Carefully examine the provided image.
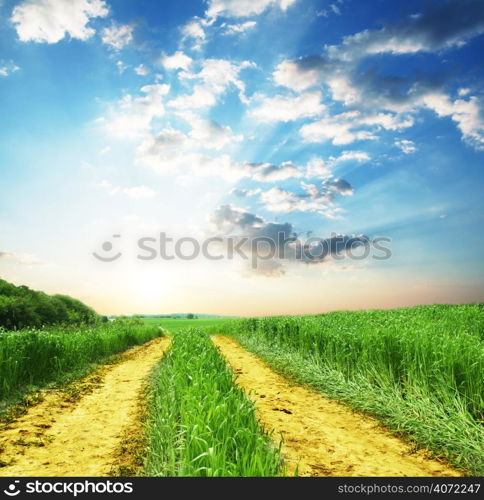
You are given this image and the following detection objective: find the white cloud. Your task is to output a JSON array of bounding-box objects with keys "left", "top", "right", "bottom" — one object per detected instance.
[
  {"left": 168, "top": 59, "right": 254, "bottom": 110},
  {"left": 183, "top": 18, "right": 206, "bottom": 39},
  {"left": 306, "top": 157, "right": 332, "bottom": 178},
  {"left": 331, "top": 3, "right": 342, "bottom": 15},
  {"left": 135, "top": 111, "right": 242, "bottom": 159},
  {"left": 300, "top": 110, "right": 413, "bottom": 145},
  {"left": 101, "top": 23, "right": 133, "bottom": 50},
  {"left": 306, "top": 151, "right": 370, "bottom": 178},
  {"left": 270, "top": 2, "right": 484, "bottom": 150},
  {"left": 317, "top": 2, "right": 344, "bottom": 18},
  {"left": 103, "top": 83, "right": 170, "bottom": 139},
  {"left": 137, "top": 143, "right": 224, "bottom": 180},
  {"left": 357, "top": 113, "right": 415, "bottom": 131},
  {"left": 250, "top": 91, "right": 325, "bottom": 122},
  {"left": 230, "top": 187, "right": 261, "bottom": 197},
  {"left": 257, "top": 174, "right": 354, "bottom": 217},
  {"left": 190, "top": 155, "right": 250, "bottom": 181},
  {"left": 136, "top": 128, "right": 304, "bottom": 183},
  {"left": 0, "top": 60, "right": 20, "bottom": 77},
  {"left": 222, "top": 21, "right": 257, "bottom": 35},
  {"left": 328, "top": 29, "right": 426, "bottom": 63},
  {"left": 161, "top": 51, "right": 193, "bottom": 71},
  {"left": 273, "top": 58, "right": 327, "bottom": 92},
  {"left": 260, "top": 187, "right": 301, "bottom": 212},
  {"left": 325, "top": 75, "right": 361, "bottom": 106},
  {"left": 206, "top": 0, "right": 297, "bottom": 19},
  {"left": 187, "top": 115, "right": 243, "bottom": 150},
  {"left": 300, "top": 112, "right": 376, "bottom": 145},
  {"left": 134, "top": 64, "right": 149, "bottom": 76},
  {"left": 168, "top": 86, "right": 217, "bottom": 110},
  {"left": 395, "top": 139, "right": 417, "bottom": 154},
  {"left": 116, "top": 60, "right": 128, "bottom": 73},
  {"left": 138, "top": 146, "right": 254, "bottom": 183},
  {"left": 11, "top": 0, "right": 109, "bottom": 43},
  {"left": 332, "top": 151, "right": 371, "bottom": 164},
  {"left": 273, "top": 55, "right": 413, "bottom": 111},
  {"left": 248, "top": 162, "right": 302, "bottom": 182},
  {"left": 422, "top": 93, "right": 484, "bottom": 151},
  {"left": 259, "top": 184, "right": 345, "bottom": 218},
  {"left": 135, "top": 129, "right": 193, "bottom": 174},
  {"left": 181, "top": 17, "right": 208, "bottom": 50}
]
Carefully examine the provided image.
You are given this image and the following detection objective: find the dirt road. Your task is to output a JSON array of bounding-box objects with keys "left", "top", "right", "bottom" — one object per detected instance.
[
  {"left": 212, "top": 336, "right": 460, "bottom": 477},
  {"left": 0, "top": 337, "right": 170, "bottom": 477}
]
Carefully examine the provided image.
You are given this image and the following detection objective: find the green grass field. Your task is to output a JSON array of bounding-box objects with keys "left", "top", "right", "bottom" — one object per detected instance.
[
  {"left": 211, "top": 304, "right": 484, "bottom": 475},
  {"left": 0, "top": 319, "right": 161, "bottom": 405},
  {"left": 142, "top": 317, "right": 234, "bottom": 332},
  {"left": 1, "top": 303, "right": 482, "bottom": 476}
]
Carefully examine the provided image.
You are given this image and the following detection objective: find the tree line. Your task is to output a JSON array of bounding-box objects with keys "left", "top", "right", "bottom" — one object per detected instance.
[{"left": 0, "top": 278, "right": 100, "bottom": 330}]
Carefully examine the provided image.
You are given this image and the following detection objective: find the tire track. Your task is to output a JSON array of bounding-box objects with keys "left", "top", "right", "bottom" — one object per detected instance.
[
  {"left": 0, "top": 337, "right": 171, "bottom": 477},
  {"left": 212, "top": 335, "right": 461, "bottom": 477}
]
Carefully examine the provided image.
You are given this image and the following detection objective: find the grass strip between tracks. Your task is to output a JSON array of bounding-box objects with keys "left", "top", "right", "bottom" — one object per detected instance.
[{"left": 144, "top": 329, "right": 282, "bottom": 477}]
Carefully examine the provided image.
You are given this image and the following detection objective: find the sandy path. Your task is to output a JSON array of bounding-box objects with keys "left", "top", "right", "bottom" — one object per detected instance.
[
  {"left": 0, "top": 337, "right": 171, "bottom": 477},
  {"left": 212, "top": 336, "right": 461, "bottom": 477}
]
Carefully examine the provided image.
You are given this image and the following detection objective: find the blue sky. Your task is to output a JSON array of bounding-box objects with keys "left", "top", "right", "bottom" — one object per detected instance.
[{"left": 0, "top": 0, "right": 483, "bottom": 315}]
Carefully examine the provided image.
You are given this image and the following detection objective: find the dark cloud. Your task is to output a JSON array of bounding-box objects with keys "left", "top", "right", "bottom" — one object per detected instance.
[
  {"left": 211, "top": 204, "right": 265, "bottom": 230},
  {"left": 277, "top": 0, "right": 484, "bottom": 112},
  {"left": 333, "top": 0, "right": 484, "bottom": 59},
  {"left": 390, "top": 0, "right": 484, "bottom": 51},
  {"left": 351, "top": 65, "right": 448, "bottom": 109},
  {"left": 323, "top": 178, "right": 354, "bottom": 196},
  {"left": 210, "top": 205, "right": 371, "bottom": 276},
  {"left": 245, "top": 161, "right": 302, "bottom": 181},
  {"left": 292, "top": 55, "right": 333, "bottom": 72},
  {"left": 300, "top": 235, "right": 370, "bottom": 264}
]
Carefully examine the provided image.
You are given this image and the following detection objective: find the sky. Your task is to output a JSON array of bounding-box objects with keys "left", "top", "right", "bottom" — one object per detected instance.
[{"left": 0, "top": 0, "right": 483, "bottom": 316}]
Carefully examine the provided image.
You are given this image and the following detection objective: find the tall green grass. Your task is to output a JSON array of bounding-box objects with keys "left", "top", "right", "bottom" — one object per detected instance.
[
  {"left": 216, "top": 304, "right": 484, "bottom": 475},
  {"left": 144, "top": 329, "right": 282, "bottom": 477},
  {"left": 0, "top": 320, "right": 161, "bottom": 402}
]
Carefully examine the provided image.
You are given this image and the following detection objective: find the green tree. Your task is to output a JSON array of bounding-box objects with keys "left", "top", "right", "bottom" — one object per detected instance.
[{"left": 0, "top": 278, "right": 100, "bottom": 330}]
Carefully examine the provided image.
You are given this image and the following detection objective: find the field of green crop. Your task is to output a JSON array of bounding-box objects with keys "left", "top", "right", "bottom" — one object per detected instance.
[
  {"left": 215, "top": 304, "right": 484, "bottom": 475},
  {"left": 0, "top": 319, "right": 161, "bottom": 404},
  {"left": 142, "top": 317, "right": 233, "bottom": 331},
  {"left": 0, "top": 301, "right": 482, "bottom": 477},
  {"left": 144, "top": 329, "right": 282, "bottom": 477}
]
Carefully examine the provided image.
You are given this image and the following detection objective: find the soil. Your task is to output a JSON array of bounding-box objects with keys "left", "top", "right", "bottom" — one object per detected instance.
[
  {"left": 0, "top": 337, "right": 171, "bottom": 477},
  {"left": 212, "top": 335, "right": 461, "bottom": 477}
]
